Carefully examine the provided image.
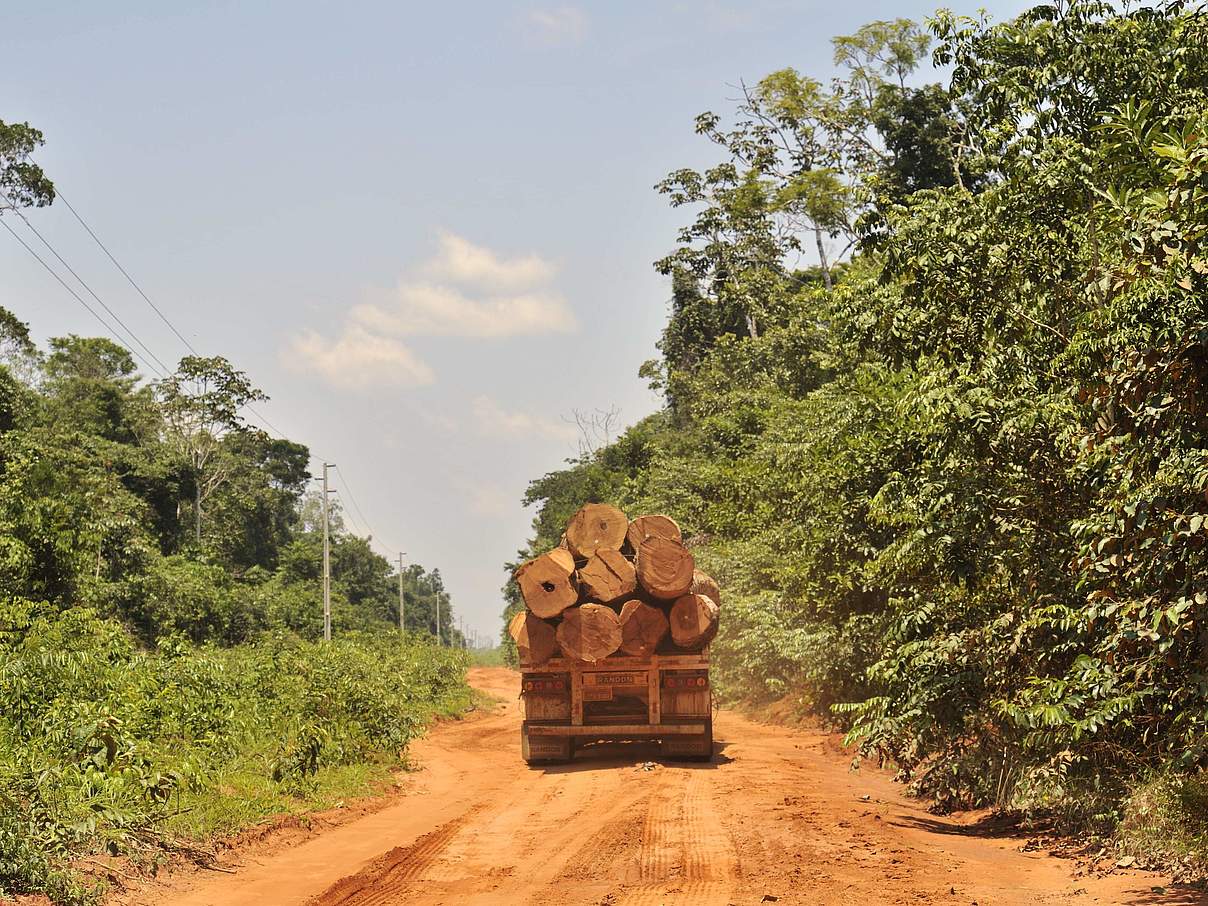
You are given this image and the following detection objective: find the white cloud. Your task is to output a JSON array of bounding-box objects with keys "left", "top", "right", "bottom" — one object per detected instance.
[
  {"left": 352, "top": 282, "right": 575, "bottom": 339},
  {"left": 524, "top": 6, "right": 588, "bottom": 46},
  {"left": 285, "top": 327, "right": 435, "bottom": 390},
  {"left": 471, "top": 394, "right": 578, "bottom": 442},
  {"left": 423, "top": 230, "right": 554, "bottom": 291},
  {"left": 286, "top": 230, "right": 575, "bottom": 392}
]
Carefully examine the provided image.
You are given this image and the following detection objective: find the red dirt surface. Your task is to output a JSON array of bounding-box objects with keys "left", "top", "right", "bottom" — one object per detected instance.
[{"left": 126, "top": 667, "right": 1206, "bottom": 906}]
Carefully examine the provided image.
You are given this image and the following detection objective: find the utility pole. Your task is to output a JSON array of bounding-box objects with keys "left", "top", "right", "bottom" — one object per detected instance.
[
  {"left": 321, "top": 462, "right": 335, "bottom": 643},
  {"left": 403, "top": 550, "right": 413, "bottom": 632}
]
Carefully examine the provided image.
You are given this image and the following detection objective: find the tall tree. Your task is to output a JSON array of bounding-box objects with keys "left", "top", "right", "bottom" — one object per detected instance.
[
  {"left": 0, "top": 120, "right": 54, "bottom": 211},
  {"left": 156, "top": 356, "right": 267, "bottom": 543}
]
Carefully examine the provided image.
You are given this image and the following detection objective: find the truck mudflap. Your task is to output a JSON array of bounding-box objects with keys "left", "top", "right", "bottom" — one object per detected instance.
[
  {"left": 659, "top": 718, "right": 714, "bottom": 761},
  {"left": 520, "top": 724, "right": 573, "bottom": 763}
]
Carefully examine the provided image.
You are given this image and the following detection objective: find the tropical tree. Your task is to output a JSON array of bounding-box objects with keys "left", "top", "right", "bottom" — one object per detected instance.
[{"left": 156, "top": 356, "right": 267, "bottom": 543}]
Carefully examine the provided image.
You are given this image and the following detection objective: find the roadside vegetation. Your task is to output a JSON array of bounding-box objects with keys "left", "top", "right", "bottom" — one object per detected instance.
[
  {"left": 1, "top": 611, "right": 468, "bottom": 904},
  {"left": 504, "top": 0, "right": 1208, "bottom": 871},
  {"left": 0, "top": 124, "right": 470, "bottom": 902}
]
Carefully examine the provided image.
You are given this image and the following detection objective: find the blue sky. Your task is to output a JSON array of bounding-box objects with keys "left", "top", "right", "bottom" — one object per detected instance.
[{"left": 3, "top": 0, "right": 1029, "bottom": 639}]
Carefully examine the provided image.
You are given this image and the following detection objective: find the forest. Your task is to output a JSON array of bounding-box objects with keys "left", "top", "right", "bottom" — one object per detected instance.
[
  {"left": 504, "top": 0, "right": 1208, "bottom": 869},
  {"left": 0, "top": 123, "right": 468, "bottom": 903}
]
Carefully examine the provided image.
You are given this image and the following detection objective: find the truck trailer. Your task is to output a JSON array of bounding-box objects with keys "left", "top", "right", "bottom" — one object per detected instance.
[{"left": 519, "top": 650, "right": 712, "bottom": 763}]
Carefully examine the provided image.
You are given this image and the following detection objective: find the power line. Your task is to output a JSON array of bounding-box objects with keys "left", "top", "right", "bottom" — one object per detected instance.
[
  {"left": 0, "top": 216, "right": 163, "bottom": 377},
  {"left": 243, "top": 403, "right": 295, "bottom": 442},
  {"left": 0, "top": 190, "right": 171, "bottom": 376},
  {"left": 329, "top": 489, "right": 363, "bottom": 535},
  {"left": 334, "top": 465, "right": 401, "bottom": 558},
  {"left": 54, "top": 189, "right": 200, "bottom": 357}
]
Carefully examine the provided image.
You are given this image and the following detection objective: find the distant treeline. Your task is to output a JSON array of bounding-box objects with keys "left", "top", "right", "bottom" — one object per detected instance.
[{"left": 0, "top": 261, "right": 459, "bottom": 644}]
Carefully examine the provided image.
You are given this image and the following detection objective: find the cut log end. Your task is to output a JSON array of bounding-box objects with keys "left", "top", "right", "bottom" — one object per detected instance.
[
  {"left": 548, "top": 547, "right": 575, "bottom": 574},
  {"left": 626, "top": 514, "right": 682, "bottom": 552},
  {"left": 690, "top": 570, "right": 722, "bottom": 607},
  {"left": 618, "top": 599, "right": 669, "bottom": 657},
  {"left": 669, "top": 594, "right": 720, "bottom": 650},
  {"left": 635, "top": 536, "right": 695, "bottom": 601},
  {"left": 508, "top": 611, "right": 558, "bottom": 666},
  {"left": 565, "top": 503, "right": 629, "bottom": 559},
  {"left": 577, "top": 549, "right": 638, "bottom": 603},
  {"left": 555, "top": 602, "right": 622, "bottom": 663},
  {"left": 514, "top": 551, "right": 578, "bottom": 619}
]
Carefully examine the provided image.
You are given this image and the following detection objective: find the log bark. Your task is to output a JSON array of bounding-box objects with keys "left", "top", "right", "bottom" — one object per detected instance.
[
  {"left": 618, "top": 599, "right": 669, "bottom": 657},
  {"left": 508, "top": 610, "right": 557, "bottom": 665},
  {"left": 577, "top": 549, "right": 637, "bottom": 603},
  {"left": 690, "top": 570, "right": 722, "bottom": 607},
  {"left": 514, "top": 551, "right": 578, "bottom": 619},
  {"left": 669, "top": 594, "right": 720, "bottom": 650},
  {"left": 635, "top": 537, "right": 695, "bottom": 600},
  {"left": 555, "top": 602, "right": 622, "bottom": 663},
  {"left": 626, "top": 514, "right": 682, "bottom": 552},
  {"left": 565, "top": 503, "right": 628, "bottom": 559}
]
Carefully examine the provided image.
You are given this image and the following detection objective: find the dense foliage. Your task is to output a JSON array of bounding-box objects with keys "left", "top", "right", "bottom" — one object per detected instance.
[
  {"left": 0, "top": 311, "right": 460, "bottom": 646},
  {"left": 505, "top": 0, "right": 1208, "bottom": 849}
]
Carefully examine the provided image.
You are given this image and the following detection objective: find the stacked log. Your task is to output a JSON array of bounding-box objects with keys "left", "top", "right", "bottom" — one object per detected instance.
[{"left": 509, "top": 504, "right": 722, "bottom": 666}]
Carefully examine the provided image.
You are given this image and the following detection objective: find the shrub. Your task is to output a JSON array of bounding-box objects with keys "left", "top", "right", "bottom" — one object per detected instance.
[{"left": 0, "top": 605, "right": 469, "bottom": 902}]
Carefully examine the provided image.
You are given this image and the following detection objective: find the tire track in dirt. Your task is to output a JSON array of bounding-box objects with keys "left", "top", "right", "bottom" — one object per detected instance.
[
  {"left": 614, "top": 768, "right": 736, "bottom": 906},
  {"left": 307, "top": 811, "right": 478, "bottom": 906}
]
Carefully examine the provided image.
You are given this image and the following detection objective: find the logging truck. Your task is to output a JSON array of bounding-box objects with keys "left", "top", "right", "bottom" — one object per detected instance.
[
  {"left": 519, "top": 649, "right": 713, "bottom": 764},
  {"left": 511, "top": 504, "right": 720, "bottom": 764}
]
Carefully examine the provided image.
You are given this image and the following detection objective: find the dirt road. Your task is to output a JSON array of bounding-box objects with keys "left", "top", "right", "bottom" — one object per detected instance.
[{"left": 145, "top": 667, "right": 1203, "bottom": 906}]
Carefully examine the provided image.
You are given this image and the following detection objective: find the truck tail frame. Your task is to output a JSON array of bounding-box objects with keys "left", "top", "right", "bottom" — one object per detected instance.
[{"left": 519, "top": 652, "right": 713, "bottom": 764}]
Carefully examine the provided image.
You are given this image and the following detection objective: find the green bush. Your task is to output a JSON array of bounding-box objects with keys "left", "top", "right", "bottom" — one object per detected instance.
[
  {"left": 1118, "top": 771, "right": 1208, "bottom": 877},
  {"left": 0, "top": 603, "right": 469, "bottom": 903}
]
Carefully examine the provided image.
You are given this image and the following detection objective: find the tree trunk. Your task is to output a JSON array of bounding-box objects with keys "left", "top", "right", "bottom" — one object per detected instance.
[
  {"left": 618, "top": 599, "right": 669, "bottom": 657},
  {"left": 577, "top": 549, "right": 637, "bottom": 603},
  {"left": 565, "top": 503, "right": 629, "bottom": 559},
  {"left": 626, "top": 514, "right": 682, "bottom": 553},
  {"left": 509, "top": 610, "right": 558, "bottom": 666},
  {"left": 635, "top": 536, "right": 695, "bottom": 601},
  {"left": 669, "top": 594, "right": 720, "bottom": 650},
  {"left": 555, "top": 603, "right": 622, "bottom": 663},
  {"left": 744, "top": 308, "right": 760, "bottom": 340},
  {"left": 195, "top": 484, "right": 202, "bottom": 543},
  {"left": 515, "top": 551, "right": 578, "bottom": 618},
  {"left": 815, "top": 226, "right": 833, "bottom": 291},
  {"left": 690, "top": 570, "right": 721, "bottom": 607}
]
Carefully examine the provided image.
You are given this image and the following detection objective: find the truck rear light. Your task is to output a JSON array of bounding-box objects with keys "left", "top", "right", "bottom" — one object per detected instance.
[
  {"left": 522, "top": 676, "right": 567, "bottom": 694},
  {"left": 696, "top": 677, "right": 706, "bottom": 687}
]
